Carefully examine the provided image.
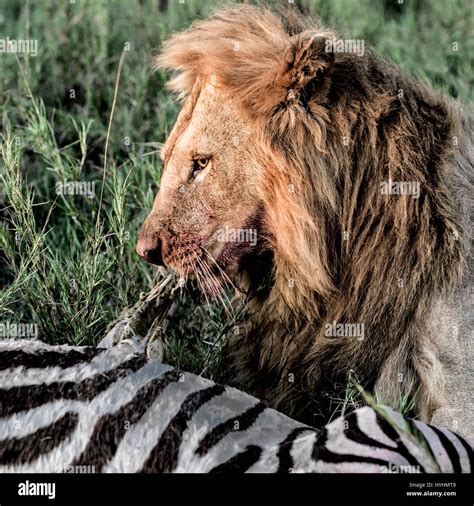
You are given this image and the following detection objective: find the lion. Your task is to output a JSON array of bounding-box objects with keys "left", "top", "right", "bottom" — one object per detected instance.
[{"left": 137, "top": 6, "right": 473, "bottom": 435}]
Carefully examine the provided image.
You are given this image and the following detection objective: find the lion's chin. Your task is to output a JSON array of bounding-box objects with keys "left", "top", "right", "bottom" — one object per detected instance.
[
  {"left": 163, "top": 256, "right": 234, "bottom": 294},
  {"left": 163, "top": 238, "right": 259, "bottom": 297}
]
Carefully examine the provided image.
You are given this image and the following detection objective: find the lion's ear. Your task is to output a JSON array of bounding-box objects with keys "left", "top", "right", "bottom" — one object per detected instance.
[{"left": 282, "top": 31, "right": 334, "bottom": 105}]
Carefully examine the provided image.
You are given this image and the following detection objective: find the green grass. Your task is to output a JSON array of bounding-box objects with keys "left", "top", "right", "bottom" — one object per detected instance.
[{"left": 0, "top": 0, "right": 472, "bottom": 418}]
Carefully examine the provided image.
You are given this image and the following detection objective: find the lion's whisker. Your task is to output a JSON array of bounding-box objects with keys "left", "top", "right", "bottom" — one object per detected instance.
[
  {"left": 197, "top": 254, "right": 234, "bottom": 316},
  {"left": 194, "top": 256, "right": 213, "bottom": 309},
  {"left": 196, "top": 254, "right": 234, "bottom": 317},
  {"left": 201, "top": 245, "right": 239, "bottom": 293},
  {"left": 196, "top": 255, "right": 222, "bottom": 302}
]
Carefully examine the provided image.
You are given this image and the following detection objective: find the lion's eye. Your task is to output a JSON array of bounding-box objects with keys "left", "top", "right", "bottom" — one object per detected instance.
[{"left": 191, "top": 158, "right": 210, "bottom": 178}]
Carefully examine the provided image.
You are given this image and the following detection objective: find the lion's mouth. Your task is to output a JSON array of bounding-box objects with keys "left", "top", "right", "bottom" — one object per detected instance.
[
  {"left": 160, "top": 212, "right": 265, "bottom": 296},
  {"left": 162, "top": 236, "right": 258, "bottom": 297}
]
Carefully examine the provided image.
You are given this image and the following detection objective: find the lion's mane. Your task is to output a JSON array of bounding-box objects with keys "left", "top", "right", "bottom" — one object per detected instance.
[{"left": 156, "top": 6, "right": 472, "bottom": 424}]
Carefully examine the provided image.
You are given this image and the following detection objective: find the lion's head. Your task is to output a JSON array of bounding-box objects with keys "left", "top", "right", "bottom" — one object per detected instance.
[
  {"left": 137, "top": 6, "right": 468, "bottom": 423},
  {"left": 137, "top": 76, "right": 263, "bottom": 290},
  {"left": 137, "top": 7, "right": 337, "bottom": 298}
]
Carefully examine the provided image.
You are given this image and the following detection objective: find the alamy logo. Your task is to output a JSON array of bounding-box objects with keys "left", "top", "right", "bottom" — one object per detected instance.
[
  {"left": 215, "top": 227, "right": 257, "bottom": 246},
  {"left": 380, "top": 180, "right": 420, "bottom": 199},
  {"left": 381, "top": 462, "right": 421, "bottom": 473},
  {"left": 61, "top": 464, "right": 96, "bottom": 474},
  {"left": 18, "top": 481, "right": 55, "bottom": 500},
  {"left": 56, "top": 181, "right": 96, "bottom": 199},
  {"left": 324, "top": 320, "right": 365, "bottom": 340},
  {"left": 325, "top": 38, "right": 365, "bottom": 57},
  {"left": 0, "top": 37, "right": 38, "bottom": 56},
  {"left": 0, "top": 321, "right": 38, "bottom": 338}
]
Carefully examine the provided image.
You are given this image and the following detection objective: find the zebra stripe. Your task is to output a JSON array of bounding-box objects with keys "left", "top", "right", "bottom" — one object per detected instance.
[
  {"left": 195, "top": 401, "right": 267, "bottom": 456},
  {"left": 140, "top": 384, "right": 226, "bottom": 472},
  {"left": 71, "top": 369, "right": 182, "bottom": 471},
  {"left": 428, "top": 425, "right": 463, "bottom": 473},
  {"left": 375, "top": 414, "right": 427, "bottom": 472},
  {"left": 0, "top": 412, "right": 78, "bottom": 465},
  {"left": 102, "top": 369, "right": 219, "bottom": 473},
  {"left": 0, "top": 342, "right": 143, "bottom": 388},
  {"left": 209, "top": 445, "right": 263, "bottom": 473},
  {"left": 312, "top": 411, "right": 411, "bottom": 473},
  {"left": 0, "top": 347, "right": 105, "bottom": 372},
  {"left": 0, "top": 355, "right": 147, "bottom": 418},
  {"left": 452, "top": 432, "right": 474, "bottom": 472},
  {"left": 276, "top": 427, "right": 314, "bottom": 473},
  {"left": 0, "top": 338, "right": 471, "bottom": 474}
]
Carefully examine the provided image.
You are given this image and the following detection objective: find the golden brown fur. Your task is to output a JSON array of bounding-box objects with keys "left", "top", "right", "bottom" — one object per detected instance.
[{"left": 139, "top": 6, "right": 473, "bottom": 427}]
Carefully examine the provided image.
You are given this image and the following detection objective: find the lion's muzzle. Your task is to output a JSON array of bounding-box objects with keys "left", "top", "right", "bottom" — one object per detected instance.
[{"left": 136, "top": 231, "right": 165, "bottom": 266}]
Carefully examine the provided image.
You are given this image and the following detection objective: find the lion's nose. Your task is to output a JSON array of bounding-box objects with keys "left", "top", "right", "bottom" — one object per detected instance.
[{"left": 136, "top": 238, "right": 165, "bottom": 266}]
